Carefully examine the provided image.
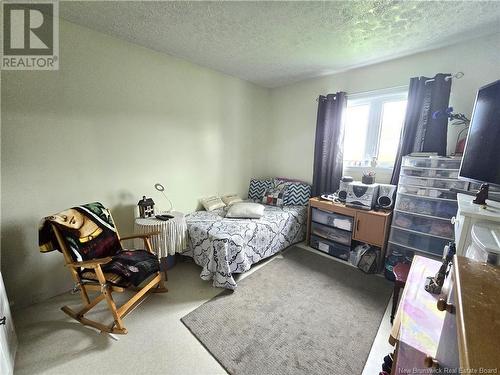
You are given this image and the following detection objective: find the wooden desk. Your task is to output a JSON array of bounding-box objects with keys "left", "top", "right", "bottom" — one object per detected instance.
[{"left": 307, "top": 197, "right": 392, "bottom": 261}]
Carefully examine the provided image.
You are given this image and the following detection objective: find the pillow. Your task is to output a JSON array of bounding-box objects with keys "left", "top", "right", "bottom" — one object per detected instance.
[
  {"left": 225, "top": 202, "right": 265, "bottom": 219},
  {"left": 200, "top": 196, "right": 226, "bottom": 211},
  {"left": 248, "top": 178, "right": 273, "bottom": 202},
  {"left": 262, "top": 180, "right": 288, "bottom": 207},
  {"left": 275, "top": 178, "right": 312, "bottom": 206},
  {"left": 221, "top": 194, "right": 243, "bottom": 206}
]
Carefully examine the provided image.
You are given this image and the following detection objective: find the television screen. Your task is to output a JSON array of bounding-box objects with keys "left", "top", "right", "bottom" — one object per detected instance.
[{"left": 459, "top": 80, "right": 500, "bottom": 187}]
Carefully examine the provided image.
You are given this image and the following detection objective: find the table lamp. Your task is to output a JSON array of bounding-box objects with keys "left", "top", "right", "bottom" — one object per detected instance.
[{"left": 154, "top": 183, "right": 173, "bottom": 213}]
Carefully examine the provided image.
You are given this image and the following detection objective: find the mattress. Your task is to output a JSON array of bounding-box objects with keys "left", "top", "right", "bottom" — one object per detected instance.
[{"left": 183, "top": 204, "right": 307, "bottom": 289}]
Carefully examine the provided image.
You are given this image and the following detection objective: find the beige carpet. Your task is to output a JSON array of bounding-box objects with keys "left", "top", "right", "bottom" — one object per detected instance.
[
  {"left": 182, "top": 247, "right": 392, "bottom": 375},
  {"left": 13, "top": 261, "right": 225, "bottom": 375},
  {"left": 12, "top": 247, "right": 392, "bottom": 375}
]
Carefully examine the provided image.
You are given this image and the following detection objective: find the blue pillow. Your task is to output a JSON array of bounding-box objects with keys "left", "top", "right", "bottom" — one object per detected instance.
[
  {"left": 248, "top": 178, "right": 273, "bottom": 202},
  {"left": 281, "top": 181, "right": 311, "bottom": 206}
]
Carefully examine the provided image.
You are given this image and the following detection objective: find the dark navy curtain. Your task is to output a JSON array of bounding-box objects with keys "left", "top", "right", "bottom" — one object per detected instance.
[
  {"left": 312, "top": 92, "right": 347, "bottom": 196},
  {"left": 391, "top": 74, "right": 452, "bottom": 185}
]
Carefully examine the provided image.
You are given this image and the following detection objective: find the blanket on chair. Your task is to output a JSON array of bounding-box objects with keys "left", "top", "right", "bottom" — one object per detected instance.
[
  {"left": 39, "top": 202, "right": 122, "bottom": 260},
  {"left": 39, "top": 202, "right": 159, "bottom": 287}
]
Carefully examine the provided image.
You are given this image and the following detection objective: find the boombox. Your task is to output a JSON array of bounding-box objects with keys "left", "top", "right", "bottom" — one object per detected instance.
[
  {"left": 346, "top": 182, "right": 379, "bottom": 210},
  {"left": 338, "top": 176, "right": 353, "bottom": 202},
  {"left": 376, "top": 184, "right": 397, "bottom": 209}
]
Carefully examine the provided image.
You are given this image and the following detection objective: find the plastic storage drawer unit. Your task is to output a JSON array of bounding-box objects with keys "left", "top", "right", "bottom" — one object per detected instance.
[
  {"left": 386, "top": 155, "right": 461, "bottom": 261},
  {"left": 389, "top": 228, "right": 450, "bottom": 256},
  {"left": 400, "top": 167, "right": 459, "bottom": 179},
  {"left": 311, "top": 208, "right": 353, "bottom": 232},
  {"left": 393, "top": 210, "right": 454, "bottom": 239},
  {"left": 311, "top": 222, "right": 351, "bottom": 246},
  {"left": 399, "top": 176, "right": 468, "bottom": 190},
  {"left": 310, "top": 235, "right": 350, "bottom": 261},
  {"left": 398, "top": 185, "right": 457, "bottom": 200},
  {"left": 396, "top": 195, "right": 458, "bottom": 219},
  {"left": 402, "top": 156, "right": 462, "bottom": 169}
]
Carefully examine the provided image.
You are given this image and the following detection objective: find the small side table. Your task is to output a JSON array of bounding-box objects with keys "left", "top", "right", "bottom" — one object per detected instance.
[
  {"left": 390, "top": 262, "right": 410, "bottom": 324},
  {"left": 134, "top": 211, "right": 188, "bottom": 277}
]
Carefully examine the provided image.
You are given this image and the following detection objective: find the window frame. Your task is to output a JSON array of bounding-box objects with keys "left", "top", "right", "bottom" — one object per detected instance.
[{"left": 345, "top": 87, "right": 408, "bottom": 168}]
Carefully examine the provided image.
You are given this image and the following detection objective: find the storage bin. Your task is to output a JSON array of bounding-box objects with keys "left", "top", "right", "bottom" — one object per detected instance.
[
  {"left": 311, "top": 208, "right": 353, "bottom": 231},
  {"left": 402, "top": 156, "right": 461, "bottom": 169},
  {"left": 398, "top": 185, "right": 457, "bottom": 200},
  {"left": 399, "top": 175, "right": 467, "bottom": 189},
  {"left": 395, "top": 195, "right": 457, "bottom": 219},
  {"left": 309, "top": 235, "right": 350, "bottom": 261},
  {"left": 393, "top": 211, "right": 454, "bottom": 239},
  {"left": 400, "top": 167, "right": 459, "bottom": 179},
  {"left": 389, "top": 228, "right": 450, "bottom": 255},
  {"left": 311, "top": 222, "right": 351, "bottom": 246}
]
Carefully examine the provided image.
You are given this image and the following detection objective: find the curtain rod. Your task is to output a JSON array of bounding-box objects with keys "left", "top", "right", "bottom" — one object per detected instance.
[
  {"left": 315, "top": 84, "right": 408, "bottom": 102},
  {"left": 425, "top": 71, "right": 464, "bottom": 84},
  {"left": 315, "top": 72, "right": 465, "bottom": 101}
]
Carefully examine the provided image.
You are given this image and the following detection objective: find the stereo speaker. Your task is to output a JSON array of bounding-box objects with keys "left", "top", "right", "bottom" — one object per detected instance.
[
  {"left": 377, "top": 184, "right": 397, "bottom": 209},
  {"left": 338, "top": 176, "right": 353, "bottom": 202}
]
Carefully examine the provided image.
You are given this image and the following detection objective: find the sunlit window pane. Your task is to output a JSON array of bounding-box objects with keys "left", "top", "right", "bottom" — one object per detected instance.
[
  {"left": 378, "top": 100, "right": 407, "bottom": 166},
  {"left": 343, "top": 104, "right": 369, "bottom": 162}
]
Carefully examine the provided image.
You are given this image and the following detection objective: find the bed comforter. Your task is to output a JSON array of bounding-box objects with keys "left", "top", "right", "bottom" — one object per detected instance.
[{"left": 183, "top": 205, "right": 307, "bottom": 289}]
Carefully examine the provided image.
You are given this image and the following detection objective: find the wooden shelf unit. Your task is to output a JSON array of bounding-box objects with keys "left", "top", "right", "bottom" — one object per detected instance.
[{"left": 307, "top": 197, "right": 393, "bottom": 265}]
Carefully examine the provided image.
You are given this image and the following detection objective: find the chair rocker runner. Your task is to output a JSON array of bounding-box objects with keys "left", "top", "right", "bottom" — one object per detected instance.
[{"left": 39, "top": 202, "right": 167, "bottom": 335}]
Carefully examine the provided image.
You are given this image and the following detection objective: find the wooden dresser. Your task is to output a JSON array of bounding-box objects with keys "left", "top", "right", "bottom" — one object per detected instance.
[{"left": 390, "top": 255, "right": 500, "bottom": 373}]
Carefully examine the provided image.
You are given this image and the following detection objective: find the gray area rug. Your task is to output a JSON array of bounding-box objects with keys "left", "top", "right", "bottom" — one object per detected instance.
[{"left": 181, "top": 247, "right": 392, "bottom": 375}]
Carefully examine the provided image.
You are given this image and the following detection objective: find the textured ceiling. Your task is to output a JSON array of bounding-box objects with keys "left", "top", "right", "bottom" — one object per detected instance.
[{"left": 60, "top": 1, "right": 500, "bottom": 88}]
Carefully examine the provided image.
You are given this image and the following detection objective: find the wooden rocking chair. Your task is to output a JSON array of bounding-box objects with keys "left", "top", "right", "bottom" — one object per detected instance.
[{"left": 45, "top": 205, "right": 167, "bottom": 335}]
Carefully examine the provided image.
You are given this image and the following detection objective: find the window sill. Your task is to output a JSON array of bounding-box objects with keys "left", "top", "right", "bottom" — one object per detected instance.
[{"left": 343, "top": 165, "right": 394, "bottom": 172}]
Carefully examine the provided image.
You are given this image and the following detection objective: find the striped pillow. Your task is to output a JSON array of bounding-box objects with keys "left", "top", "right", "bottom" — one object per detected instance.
[
  {"left": 275, "top": 178, "right": 311, "bottom": 206},
  {"left": 248, "top": 178, "right": 273, "bottom": 202}
]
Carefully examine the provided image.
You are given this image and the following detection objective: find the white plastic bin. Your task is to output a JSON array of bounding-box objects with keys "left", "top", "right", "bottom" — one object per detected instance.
[{"left": 466, "top": 224, "right": 500, "bottom": 265}]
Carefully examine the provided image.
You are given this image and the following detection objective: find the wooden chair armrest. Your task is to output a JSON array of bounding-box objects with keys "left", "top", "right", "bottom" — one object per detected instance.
[
  {"left": 119, "top": 231, "right": 160, "bottom": 241},
  {"left": 67, "top": 257, "right": 113, "bottom": 269}
]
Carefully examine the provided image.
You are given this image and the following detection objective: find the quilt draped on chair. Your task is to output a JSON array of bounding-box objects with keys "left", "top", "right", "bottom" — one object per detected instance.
[{"left": 39, "top": 202, "right": 159, "bottom": 286}]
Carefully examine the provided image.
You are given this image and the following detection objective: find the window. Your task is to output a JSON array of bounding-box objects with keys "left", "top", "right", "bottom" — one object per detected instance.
[{"left": 343, "top": 89, "right": 407, "bottom": 169}]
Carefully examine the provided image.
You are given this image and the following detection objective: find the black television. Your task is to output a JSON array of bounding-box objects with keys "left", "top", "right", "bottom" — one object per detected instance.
[{"left": 459, "top": 80, "right": 500, "bottom": 189}]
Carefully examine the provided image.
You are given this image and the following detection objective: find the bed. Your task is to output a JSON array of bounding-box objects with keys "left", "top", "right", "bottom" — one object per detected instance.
[{"left": 183, "top": 204, "right": 307, "bottom": 289}]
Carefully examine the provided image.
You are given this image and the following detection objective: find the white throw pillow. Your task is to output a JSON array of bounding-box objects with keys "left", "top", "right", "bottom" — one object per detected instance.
[
  {"left": 200, "top": 196, "right": 226, "bottom": 211},
  {"left": 221, "top": 194, "right": 243, "bottom": 206},
  {"left": 225, "top": 202, "right": 265, "bottom": 219}
]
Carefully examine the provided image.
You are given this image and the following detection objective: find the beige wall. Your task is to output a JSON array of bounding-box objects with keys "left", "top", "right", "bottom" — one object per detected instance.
[
  {"left": 265, "top": 33, "right": 500, "bottom": 184},
  {"left": 1, "top": 20, "right": 270, "bottom": 308}
]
